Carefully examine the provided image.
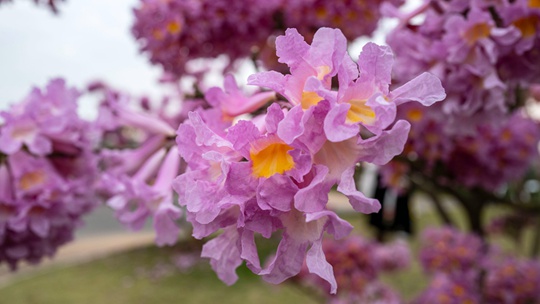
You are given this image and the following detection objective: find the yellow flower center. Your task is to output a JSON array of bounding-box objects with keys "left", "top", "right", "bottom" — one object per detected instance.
[
  {"left": 346, "top": 99, "right": 376, "bottom": 124},
  {"left": 501, "top": 129, "right": 512, "bottom": 141},
  {"left": 166, "top": 21, "right": 182, "bottom": 35},
  {"left": 315, "top": 7, "right": 327, "bottom": 19},
  {"left": 513, "top": 16, "right": 538, "bottom": 38},
  {"left": 316, "top": 65, "right": 331, "bottom": 80},
  {"left": 463, "top": 23, "right": 491, "bottom": 45},
  {"left": 298, "top": 65, "right": 331, "bottom": 110},
  {"left": 250, "top": 142, "right": 295, "bottom": 178},
  {"left": 406, "top": 109, "right": 424, "bottom": 122},
  {"left": 346, "top": 11, "right": 358, "bottom": 20},
  {"left": 529, "top": 0, "right": 540, "bottom": 8},
  {"left": 19, "top": 170, "right": 46, "bottom": 191},
  {"left": 453, "top": 286, "right": 465, "bottom": 297},
  {"left": 301, "top": 91, "right": 324, "bottom": 110}
]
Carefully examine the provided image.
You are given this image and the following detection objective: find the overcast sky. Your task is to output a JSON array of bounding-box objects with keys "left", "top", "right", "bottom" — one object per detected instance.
[{"left": 0, "top": 0, "right": 164, "bottom": 110}]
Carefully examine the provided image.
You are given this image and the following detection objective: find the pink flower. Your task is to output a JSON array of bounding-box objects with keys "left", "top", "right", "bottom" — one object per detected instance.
[
  {"left": 95, "top": 85, "right": 185, "bottom": 246},
  {"left": 416, "top": 273, "right": 480, "bottom": 304},
  {"left": 484, "top": 257, "right": 540, "bottom": 303},
  {"left": 107, "top": 148, "right": 182, "bottom": 246},
  {"left": 419, "top": 227, "right": 484, "bottom": 275},
  {"left": 0, "top": 79, "right": 101, "bottom": 269},
  {"left": 174, "top": 27, "right": 444, "bottom": 293},
  {"left": 0, "top": 79, "right": 81, "bottom": 155}
]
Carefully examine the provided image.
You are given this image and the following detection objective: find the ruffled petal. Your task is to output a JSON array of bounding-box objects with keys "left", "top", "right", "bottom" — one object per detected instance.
[{"left": 390, "top": 72, "right": 446, "bottom": 106}]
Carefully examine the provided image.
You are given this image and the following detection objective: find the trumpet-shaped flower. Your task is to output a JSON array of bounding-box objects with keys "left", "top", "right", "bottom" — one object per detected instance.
[
  {"left": 250, "top": 28, "right": 445, "bottom": 145},
  {"left": 174, "top": 27, "right": 444, "bottom": 293},
  {"left": 0, "top": 79, "right": 81, "bottom": 155},
  {"left": 95, "top": 85, "right": 185, "bottom": 246},
  {"left": 107, "top": 147, "right": 182, "bottom": 246}
]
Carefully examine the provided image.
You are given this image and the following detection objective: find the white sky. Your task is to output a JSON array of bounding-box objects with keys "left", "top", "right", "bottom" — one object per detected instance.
[{"left": 0, "top": 0, "right": 164, "bottom": 110}]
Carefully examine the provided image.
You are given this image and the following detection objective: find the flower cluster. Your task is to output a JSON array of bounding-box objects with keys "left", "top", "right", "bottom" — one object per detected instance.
[
  {"left": 416, "top": 228, "right": 484, "bottom": 303},
  {"left": 258, "top": 0, "right": 404, "bottom": 72},
  {"left": 484, "top": 257, "right": 540, "bottom": 303},
  {"left": 380, "top": 0, "right": 540, "bottom": 192},
  {"left": 445, "top": 112, "right": 540, "bottom": 190},
  {"left": 395, "top": 103, "right": 540, "bottom": 191},
  {"left": 94, "top": 76, "right": 275, "bottom": 247},
  {"left": 0, "top": 79, "right": 101, "bottom": 269},
  {"left": 387, "top": 0, "right": 540, "bottom": 125},
  {"left": 419, "top": 226, "right": 484, "bottom": 275},
  {"left": 132, "top": 0, "right": 280, "bottom": 77},
  {"left": 416, "top": 227, "right": 540, "bottom": 304},
  {"left": 297, "top": 236, "right": 409, "bottom": 303},
  {"left": 397, "top": 103, "right": 454, "bottom": 168},
  {"left": 282, "top": 0, "right": 403, "bottom": 42},
  {"left": 173, "top": 27, "right": 444, "bottom": 292},
  {"left": 416, "top": 273, "right": 480, "bottom": 304},
  {"left": 132, "top": 0, "right": 403, "bottom": 78}
]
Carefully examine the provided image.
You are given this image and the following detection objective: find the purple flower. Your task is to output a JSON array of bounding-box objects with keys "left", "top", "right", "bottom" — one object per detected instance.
[
  {"left": 446, "top": 112, "right": 540, "bottom": 191},
  {"left": 0, "top": 79, "right": 81, "bottom": 155},
  {"left": 249, "top": 28, "right": 348, "bottom": 114},
  {"left": 442, "top": 5, "right": 515, "bottom": 75},
  {"left": 95, "top": 85, "right": 185, "bottom": 246},
  {"left": 250, "top": 27, "right": 444, "bottom": 146},
  {"left": 386, "top": 0, "right": 540, "bottom": 129},
  {"left": 415, "top": 273, "right": 480, "bottom": 304},
  {"left": 0, "top": 79, "right": 102, "bottom": 269},
  {"left": 296, "top": 235, "right": 407, "bottom": 302},
  {"left": 419, "top": 226, "right": 484, "bottom": 275},
  {"left": 131, "top": 0, "right": 279, "bottom": 77},
  {"left": 174, "top": 109, "right": 354, "bottom": 292},
  {"left": 324, "top": 42, "right": 445, "bottom": 141},
  {"left": 282, "top": 0, "right": 403, "bottom": 43},
  {"left": 173, "top": 106, "right": 388, "bottom": 290},
  {"left": 0, "top": 115, "right": 50, "bottom": 155},
  {"left": 484, "top": 257, "right": 540, "bottom": 303},
  {"left": 174, "top": 27, "right": 443, "bottom": 293},
  {"left": 499, "top": 0, "right": 540, "bottom": 55},
  {"left": 373, "top": 239, "right": 411, "bottom": 272},
  {"left": 107, "top": 147, "right": 182, "bottom": 246}
]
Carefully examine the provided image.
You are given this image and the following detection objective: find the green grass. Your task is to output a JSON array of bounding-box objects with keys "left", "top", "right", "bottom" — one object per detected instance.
[
  {"left": 0, "top": 192, "right": 534, "bottom": 303},
  {"left": 0, "top": 241, "right": 317, "bottom": 304}
]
